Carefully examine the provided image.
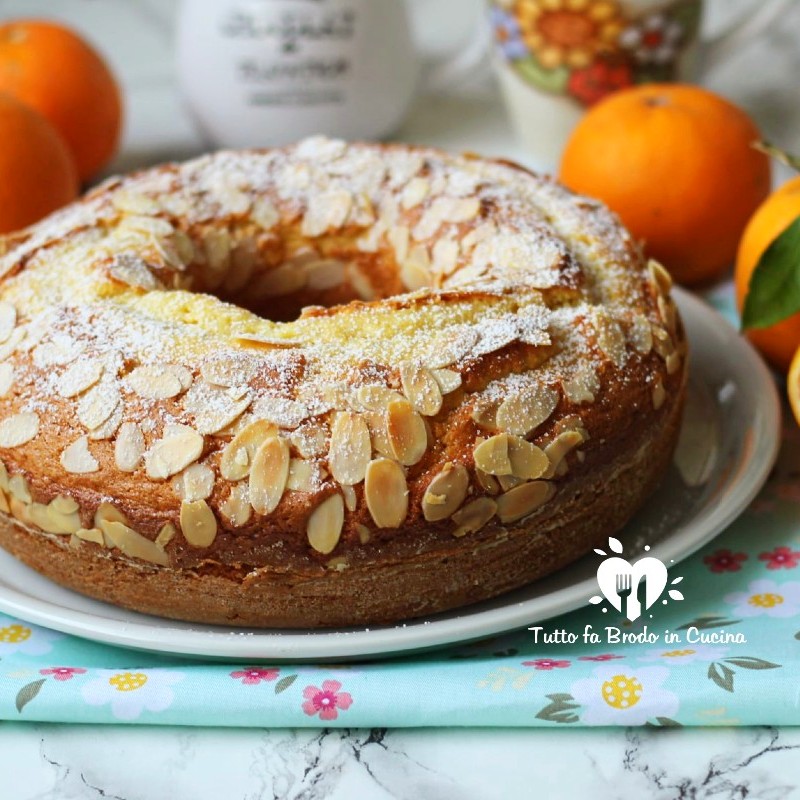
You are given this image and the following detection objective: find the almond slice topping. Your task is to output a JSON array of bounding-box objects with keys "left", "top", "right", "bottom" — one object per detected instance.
[
  {"left": 180, "top": 499, "right": 218, "bottom": 547},
  {"left": 365, "top": 458, "right": 408, "bottom": 528},
  {"left": 172, "top": 463, "right": 215, "bottom": 502},
  {"left": 496, "top": 481, "right": 555, "bottom": 523},
  {"left": 0, "top": 301, "right": 16, "bottom": 343},
  {"left": 115, "top": 422, "right": 145, "bottom": 472},
  {"left": 61, "top": 436, "right": 99, "bottom": 474},
  {"left": 473, "top": 434, "right": 512, "bottom": 476},
  {"left": 0, "top": 412, "right": 39, "bottom": 447},
  {"left": 496, "top": 385, "right": 559, "bottom": 437},
  {"left": 508, "top": 438, "right": 549, "bottom": 480},
  {"left": 328, "top": 411, "right": 371, "bottom": 486},
  {"left": 126, "top": 365, "right": 184, "bottom": 400},
  {"left": 220, "top": 482, "right": 252, "bottom": 527},
  {"left": 451, "top": 497, "right": 497, "bottom": 538},
  {"left": 0, "top": 362, "right": 12, "bottom": 397},
  {"left": 386, "top": 399, "right": 427, "bottom": 466},
  {"left": 431, "top": 368, "right": 462, "bottom": 395},
  {"left": 77, "top": 383, "right": 120, "bottom": 431},
  {"left": 144, "top": 423, "right": 204, "bottom": 480},
  {"left": 306, "top": 493, "right": 344, "bottom": 554},
  {"left": 220, "top": 419, "right": 277, "bottom": 481},
  {"left": 422, "top": 462, "right": 469, "bottom": 521},
  {"left": 249, "top": 434, "right": 289, "bottom": 515},
  {"left": 400, "top": 362, "right": 442, "bottom": 416},
  {"left": 543, "top": 430, "right": 584, "bottom": 478},
  {"left": 101, "top": 519, "right": 169, "bottom": 566},
  {"left": 58, "top": 359, "right": 104, "bottom": 398}
]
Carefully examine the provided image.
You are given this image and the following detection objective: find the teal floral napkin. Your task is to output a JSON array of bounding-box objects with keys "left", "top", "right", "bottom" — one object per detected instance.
[{"left": 0, "top": 293, "right": 797, "bottom": 727}]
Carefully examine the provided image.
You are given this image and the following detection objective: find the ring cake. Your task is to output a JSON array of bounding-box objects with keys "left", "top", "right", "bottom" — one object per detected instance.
[{"left": 0, "top": 137, "right": 686, "bottom": 627}]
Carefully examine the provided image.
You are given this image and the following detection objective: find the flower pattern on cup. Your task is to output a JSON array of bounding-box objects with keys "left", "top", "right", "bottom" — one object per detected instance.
[
  {"left": 0, "top": 621, "right": 61, "bottom": 656},
  {"left": 619, "top": 13, "right": 683, "bottom": 66},
  {"left": 301, "top": 679, "right": 353, "bottom": 721},
  {"left": 638, "top": 645, "right": 728, "bottom": 664},
  {"left": 703, "top": 548, "right": 748, "bottom": 573},
  {"left": 758, "top": 546, "right": 800, "bottom": 571},
  {"left": 578, "top": 654, "right": 624, "bottom": 662},
  {"left": 522, "top": 658, "right": 571, "bottom": 670},
  {"left": 493, "top": 0, "right": 701, "bottom": 106},
  {"left": 230, "top": 667, "right": 280, "bottom": 685},
  {"left": 40, "top": 667, "right": 87, "bottom": 682},
  {"left": 570, "top": 664, "right": 678, "bottom": 725},
  {"left": 725, "top": 579, "right": 800, "bottom": 619},
  {"left": 81, "top": 669, "right": 184, "bottom": 721}
]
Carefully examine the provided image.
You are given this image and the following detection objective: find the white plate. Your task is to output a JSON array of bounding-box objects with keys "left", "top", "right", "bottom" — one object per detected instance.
[{"left": 0, "top": 289, "right": 781, "bottom": 662}]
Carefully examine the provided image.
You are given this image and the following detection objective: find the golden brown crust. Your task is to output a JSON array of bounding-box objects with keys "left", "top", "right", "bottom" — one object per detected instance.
[{"left": 0, "top": 138, "right": 688, "bottom": 627}]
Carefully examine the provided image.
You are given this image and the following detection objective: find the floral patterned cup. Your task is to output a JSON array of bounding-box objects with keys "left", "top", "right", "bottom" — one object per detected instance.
[{"left": 490, "top": 0, "right": 789, "bottom": 169}]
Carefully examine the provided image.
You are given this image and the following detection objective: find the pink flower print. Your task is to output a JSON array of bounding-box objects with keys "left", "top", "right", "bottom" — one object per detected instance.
[
  {"left": 703, "top": 548, "right": 748, "bottom": 573},
  {"left": 579, "top": 654, "right": 624, "bottom": 662},
  {"left": 301, "top": 679, "right": 353, "bottom": 721},
  {"left": 230, "top": 667, "right": 280, "bottom": 685},
  {"left": 759, "top": 546, "right": 800, "bottom": 571},
  {"left": 522, "top": 658, "right": 571, "bottom": 670},
  {"left": 39, "top": 667, "right": 87, "bottom": 681}
]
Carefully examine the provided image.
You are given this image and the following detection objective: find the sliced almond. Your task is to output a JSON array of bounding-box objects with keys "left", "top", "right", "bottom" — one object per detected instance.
[
  {"left": 496, "top": 481, "right": 555, "bottom": 523},
  {"left": 425, "top": 326, "right": 479, "bottom": 369},
  {"left": 422, "top": 462, "right": 468, "bottom": 521},
  {"left": 386, "top": 399, "right": 427, "bottom": 466},
  {"left": 0, "top": 301, "right": 16, "bottom": 343},
  {"left": 628, "top": 315, "right": 653, "bottom": 355},
  {"left": 363, "top": 410, "right": 393, "bottom": 458},
  {"left": 200, "top": 354, "right": 259, "bottom": 387},
  {"left": 471, "top": 401, "right": 499, "bottom": 430},
  {"left": 306, "top": 493, "right": 344, "bottom": 554},
  {"left": 342, "top": 484, "right": 357, "bottom": 512},
  {"left": 476, "top": 468, "right": 500, "bottom": 495},
  {"left": 306, "top": 259, "right": 345, "bottom": 290},
  {"left": 497, "top": 473, "right": 524, "bottom": 492},
  {"left": 356, "top": 523, "right": 371, "bottom": 544},
  {"left": 328, "top": 411, "right": 371, "bottom": 486},
  {"left": 179, "top": 499, "right": 217, "bottom": 547},
  {"left": 77, "top": 382, "right": 120, "bottom": 431},
  {"left": 357, "top": 385, "right": 405, "bottom": 412},
  {"left": 594, "top": 311, "right": 627, "bottom": 368},
  {"left": 508, "top": 437, "right": 549, "bottom": 480},
  {"left": 496, "top": 385, "right": 559, "bottom": 437},
  {"left": 400, "top": 250, "right": 432, "bottom": 290},
  {"left": 0, "top": 412, "right": 39, "bottom": 447},
  {"left": 102, "top": 519, "right": 169, "bottom": 566},
  {"left": 251, "top": 395, "right": 309, "bottom": 428},
  {"left": 255, "top": 262, "right": 307, "bottom": 297},
  {"left": 76, "top": 527, "right": 105, "bottom": 545},
  {"left": 125, "top": 365, "right": 184, "bottom": 400},
  {"left": 431, "top": 238, "right": 460, "bottom": 275},
  {"left": 61, "top": 436, "right": 99, "bottom": 474},
  {"left": 388, "top": 224, "right": 410, "bottom": 263},
  {"left": 220, "top": 482, "right": 252, "bottom": 527},
  {"left": 58, "top": 359, "right": 104, "bottom": 398},
  {"left": 364, "top": 458, "right": 408, "bottom": 528},
  {"left": 543, "top": 430, "right": 584, "bottom": 478},
  {"left": 252, "top": 197, "right": 279, "bottom": 229},
  {"left": 94, "top": 502, "right": 128, "bottom": 533},
  {"left": 563, "top": 367, "right": 600, "bottom": 405},
  {"left": 652, "top": 376, "right": 666, "bottom": 410},
  {"left": 0, "top": 362, "right": 12, "bottom": 397},
  {"left": 401, "top": 177, "right": 430, "bottom": 209},
  {"left": 400, "top": 362, "right": 442, "bottom": 416},
  {"left": 182, "top": 381, "right": 251, "bottom": 434},
  {"left": 473, "top": 434, "right": 512, "bottom": 475},
  {"left": 249, "top": 434, "right": 289, "bottom": 514},
  {"left": 431, "top": 368, "right": 462, "bottom": 395},
  {"left": 451, "top": 497, "right": 497, "bottom": 538},
  {"left": 648, "top": 259, "right": 672, "bottom": 295},
  {"left": 115, "top": 421, "right": 145, "bottom": 472},
  {"left": 8, "top": 473, "right": 31, "bottom": 503},
  {"left": 144, "top": 423, "right": 204, "bottom": 480},
  {"left": 155, "top": 522, "right": 177, "bottom": 549},
  {"left": 665, "top": 351, "right": 681, "bottom": 375},
  {"left": 220, "top": 419, "right": 276, "bottom": 481},
  {"left": 287, "top": 458, "right": 326, "bottom": 492},
  {"left": 302, "top": 190, "right": 352, "bottom": 237},
  {"left": 172, "top": 462, "right": 215, "bottom": 502},
  {"left": 290, "top": 423, "right": 328, "bottom": 458}
]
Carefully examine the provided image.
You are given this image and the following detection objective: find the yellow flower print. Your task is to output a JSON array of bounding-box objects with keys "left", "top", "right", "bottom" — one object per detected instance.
[
  {"left": 109, "top": 672, "right": 148, "bottom": 692},
  {"left": 601, "top": 674, "right": 642, "bottom": 710},
  {"left": 0, "top": 624, "right": 31, "bottom": 643},
  {"left": 748, "top": 593, "right": 783, "bottom": 609},
  {"left": 661, "top": 649, "right": 696, "bottom": 658},
  {"left": 514, "top": 0, "right": 625, "bottom": 69}
]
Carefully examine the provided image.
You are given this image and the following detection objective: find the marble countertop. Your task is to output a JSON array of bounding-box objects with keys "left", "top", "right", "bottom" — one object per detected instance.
[{"left": 0, "top": 0, "right": 799, "bottom": 797}]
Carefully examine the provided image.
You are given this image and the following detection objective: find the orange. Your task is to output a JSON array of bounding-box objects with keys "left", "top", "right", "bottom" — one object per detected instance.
[
  {"left": 789, "top": 346, "right": 800, "bottom": 426},
  {"left": 560, "top": 84, "right": 771, "bottom": 286},
  {"left": 0, "top": 20, "right": 122, "bottom": 181},
  {"left": 734, "top": 175, "right": 800, "bottom": 372},
  {"left": 0, "top": 92, "right": 77, "bottom": 233}
]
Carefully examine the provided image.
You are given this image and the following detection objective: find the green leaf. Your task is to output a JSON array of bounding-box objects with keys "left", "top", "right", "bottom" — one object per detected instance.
[
  {"left": 754, "top": 141, "right": 800, "bottom": 172},
  {"left": 274, "top": 674, "right": 297, "bottom": 695},
  {"left": 645, "top": 716, "right": 683, "bottom": 728},
  {"left": 513, "top": 58, "right": 569, "bottom": 94},
  {"left": 15, "top": 679, "right": 46, "bottom": 713},
  {"left": 741, "top": 215, "right": 800, "bottom": 330},
  {"left": 724, "top": 657, "right": 781, "bottom": 670},
  {"left": 677, "top": 615, "right": 741, "bottom": 631},
  {"left": 535, "top": 693, "right": 580, "bottom": 724},
  {"left": 707, "top": 662, "right": 735, "bottom": 693}
]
